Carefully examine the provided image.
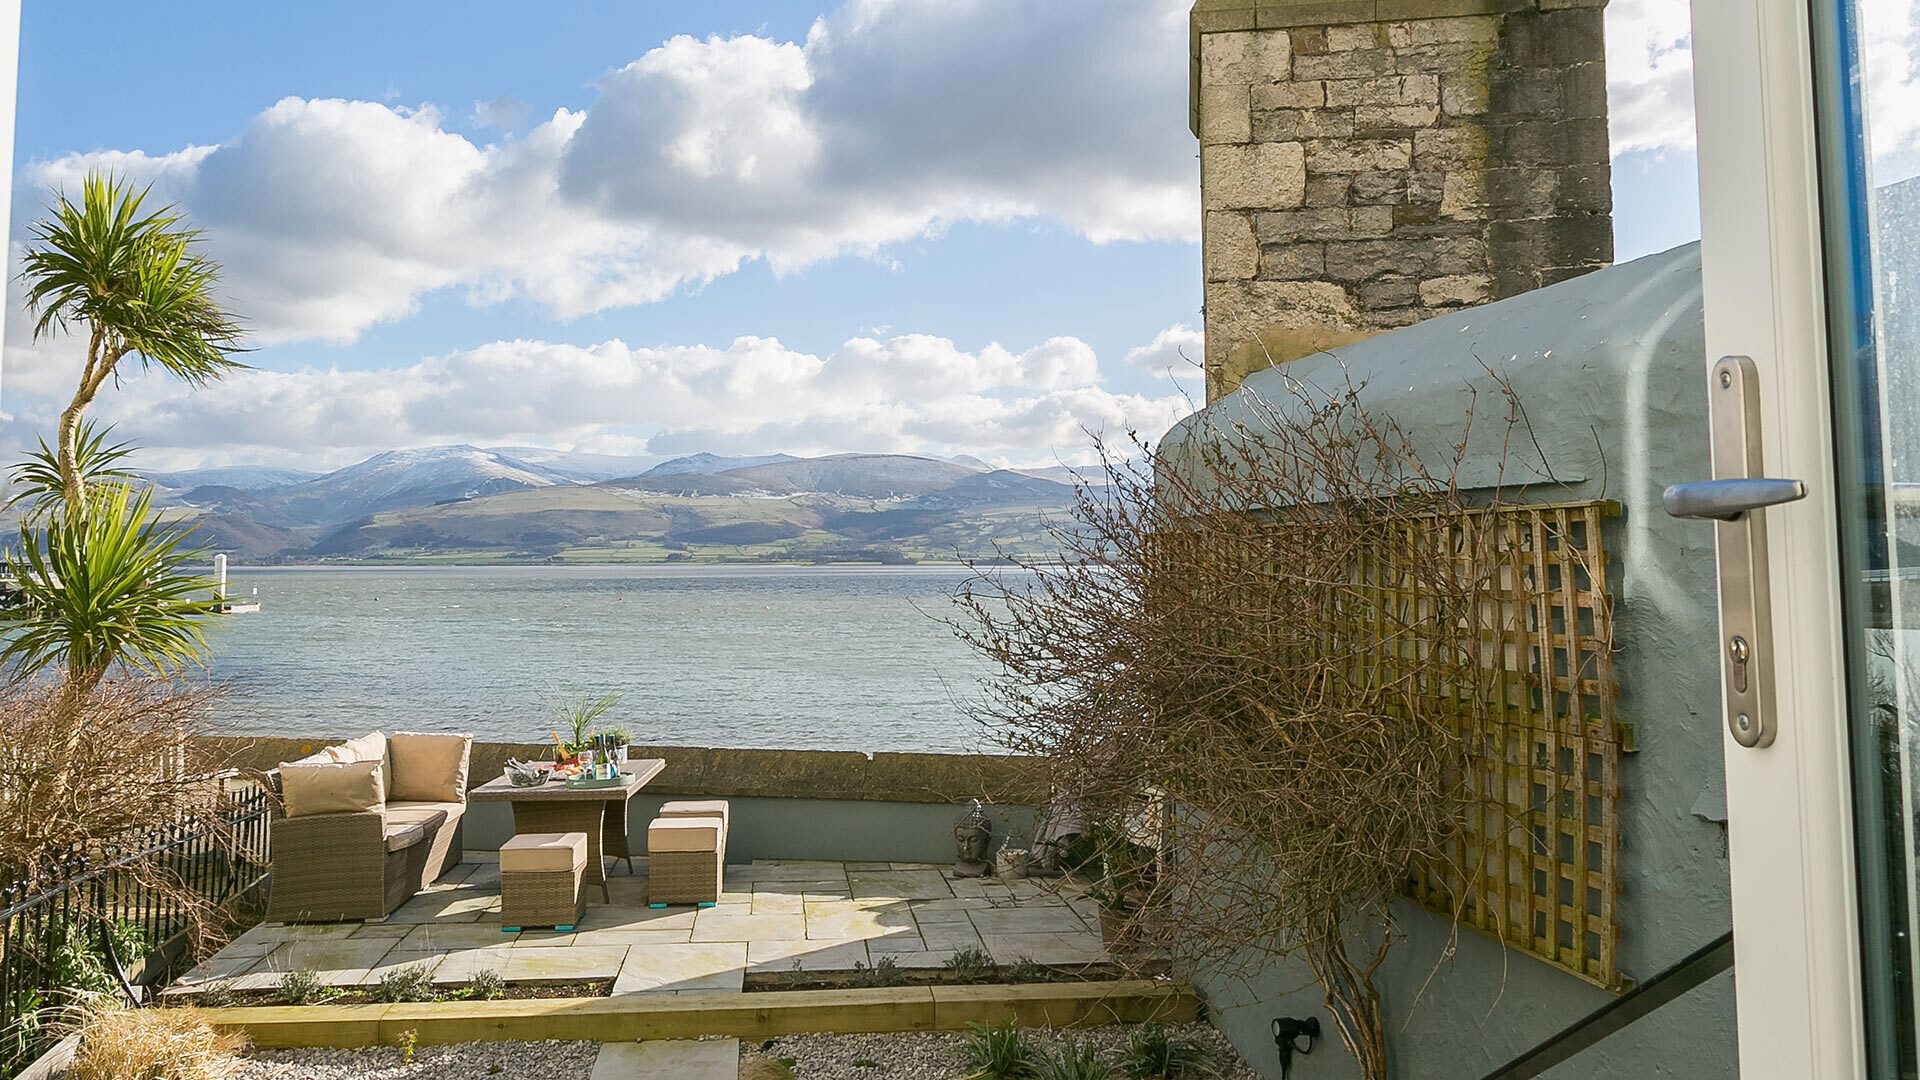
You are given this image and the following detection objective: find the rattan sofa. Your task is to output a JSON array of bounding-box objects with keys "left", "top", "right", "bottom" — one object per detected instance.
[{"left": 258, "top": 731, "right": 471, "bottom": 923}]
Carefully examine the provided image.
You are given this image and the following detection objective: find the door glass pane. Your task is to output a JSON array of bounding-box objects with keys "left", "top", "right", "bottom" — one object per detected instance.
[{"left": 1813, "top": 0, "right": 1920, "bottom": 1071}]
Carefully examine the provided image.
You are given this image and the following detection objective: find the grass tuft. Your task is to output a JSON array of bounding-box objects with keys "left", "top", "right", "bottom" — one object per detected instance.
[
  {"left": 961, "top": 1018, "right": 1038, "bottom": 1080},
  {"left": 65, "top": 999, "right": 247, "bottom": 1080},
  {"left": 374, "top": 963, "right": 435, "bottom": 1003},
  {"left": 1036, "top": 1038, "right": 1115, "bottom": 1080},
  {"left": 1120, "top": 1024, "right": 1219, "bottom": 1079}
]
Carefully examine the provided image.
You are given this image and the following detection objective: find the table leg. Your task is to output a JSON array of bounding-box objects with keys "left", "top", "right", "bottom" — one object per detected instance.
[
  {"left": 602, "top": 801, "right": 635, "bottom": 875},
  {"left": 511, "top": 802, "right": 611, "bottom": 903}
]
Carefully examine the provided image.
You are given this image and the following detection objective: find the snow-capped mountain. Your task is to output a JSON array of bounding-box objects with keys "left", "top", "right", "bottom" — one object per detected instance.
[{"left": 266, "top": 445, "right": 572, "bottom": 524}]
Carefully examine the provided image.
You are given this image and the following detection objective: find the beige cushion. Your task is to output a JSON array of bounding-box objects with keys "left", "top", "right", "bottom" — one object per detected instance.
[
  {"left": 648, "top": 816, "right": 723, "bottom": 853},
  {"left": 658, "top": 799, "right": 729, "bottom": 821},
  {"left": 280, "top": 760, "right": 385, "bottom": 818},
  {"left": 382, "top": 805, "right": 448, "bottom": 852},
  {"left": 386, "top": 800, "right": 464, "bottom": 821},
  {"left": 388, "top": 732, "right": 472, "bottom": 803},
  {"left": 500, "top": 832, "right": 587, "bottom": 872},
  {"left": 328, "top": 732, "right": 391, "bottom": 801}
]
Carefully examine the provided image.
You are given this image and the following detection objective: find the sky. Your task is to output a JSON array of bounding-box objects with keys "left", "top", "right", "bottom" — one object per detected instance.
[{"left": 0, "top": 0, "right": 1702, "bottom": 473}]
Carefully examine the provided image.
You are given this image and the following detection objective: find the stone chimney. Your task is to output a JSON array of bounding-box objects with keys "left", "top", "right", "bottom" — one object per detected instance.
[{"left": 1192, "top": 0, "right": 1612, "bottom": 401}]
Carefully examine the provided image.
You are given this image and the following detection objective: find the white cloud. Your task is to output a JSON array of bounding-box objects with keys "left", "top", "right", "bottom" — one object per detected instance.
[
  {"left": 1604, "top": 0, "right": 1697, "bottom": 157},
  {"left": 5, "top": 329, "right": 1191, "bottom": 472},
  {"left": 13, "top": 0, "right": 1197, "bottom": 347},
  {"left": 1124, "top": 323, "right": 1203, "bottom": 380}
]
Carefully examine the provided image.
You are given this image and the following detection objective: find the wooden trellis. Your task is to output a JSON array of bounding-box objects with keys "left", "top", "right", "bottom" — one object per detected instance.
[{"left": 1400, "top": 499, "right": 1624, "bottom": 989}]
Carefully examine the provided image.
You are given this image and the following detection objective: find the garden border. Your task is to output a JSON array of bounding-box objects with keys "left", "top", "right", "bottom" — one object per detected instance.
[{"left": 197, "top": 979, "right": 1199, "bottom": 1049}]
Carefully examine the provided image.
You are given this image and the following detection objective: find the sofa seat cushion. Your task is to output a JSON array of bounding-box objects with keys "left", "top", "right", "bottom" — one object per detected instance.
[
  {"left": 500, "top": 832, "right": 587, "bottom": 872},
  {"left": 383, "top": 805, "right": 449, "bottom": 853},
  {"left": 280, "top": 759, "right": 385, "bottom": 818},
  {"left": 328, "top": 731, "right": 391, "bottom": 801},
  {"left": 388, "top": 732, "right": 473, "bottom": 803},
  {"left": 648, "top": 816, "right": 724, "bottom": 853}
]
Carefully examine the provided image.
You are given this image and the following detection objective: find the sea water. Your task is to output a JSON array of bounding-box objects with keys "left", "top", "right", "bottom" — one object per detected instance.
[{"left": 201, "top": 565, "right": 999, "bottom": 754}]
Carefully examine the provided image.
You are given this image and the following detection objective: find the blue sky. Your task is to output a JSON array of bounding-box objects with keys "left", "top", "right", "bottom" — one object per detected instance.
[{"left": 0, "top": 0, "right": 1700, "bottom": 471}]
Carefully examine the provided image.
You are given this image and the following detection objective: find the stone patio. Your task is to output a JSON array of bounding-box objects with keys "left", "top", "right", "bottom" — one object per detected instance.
[{"left": 169, "top": 859, "right": 1107, "bottom": 998}]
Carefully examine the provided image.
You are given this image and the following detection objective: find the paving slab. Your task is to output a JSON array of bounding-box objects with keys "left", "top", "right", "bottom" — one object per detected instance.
[
  {"left": 612, "top": 942, "right": 748, "bottom": 994},
  {"left": 979, "top": 932, "right": 1109, "bottom": 966},
  {"left": 804, "top": 900, "right": 919, "bottom": 944},
  {"left": 692, "top": 910, "right": 807, "bottom": 943},
  {"left": 239, "top": 938, "right": 399, "bottom": 988},
  {"left": 425, "top": 945, "right": 513, "bottom": 985},
  {"left": 968, "top": 906, "right": 1090, "bottom": 936},
  {"left": 395, "top": 924, "right": 512, "bottom": 952},
  {"left": 501, "top": 945, "right": 631, "bottom": 983},
  {"left": 746, "top": 938, "right": 871, "bottom": 973},
  {"left": 917, "top": 920, "right": 985, "bottom": 952},
  {"left": 577, "top": 904, "right": 698, "bottom": 932},
  {"left": 847, "top": 871, "right": 953, "bottom": 901},
  {"left": 573, "top": 928, "right": 697, "bottom": 947},
  {"left": 160, "top": 951, "right": 262, "bottom": 995},
  {"left": 592, "top": 1038, "right": 738, "bottom": 1080}
]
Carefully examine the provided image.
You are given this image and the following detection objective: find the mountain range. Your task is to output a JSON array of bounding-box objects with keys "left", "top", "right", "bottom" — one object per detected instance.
[{"left": 115, "top": 446, "right": 1096, "bottom": 564}]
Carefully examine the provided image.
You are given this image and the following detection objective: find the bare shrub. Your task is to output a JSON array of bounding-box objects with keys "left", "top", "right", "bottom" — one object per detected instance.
[
  {"left": 951, "top": 371, "right": 1526, "bottom": 1079},
  {"left": 63, "top": 997, "right": 247, "bottom": 1080},
  {"left": 0, "top": 678, "right": 228, "bottom": 877}
]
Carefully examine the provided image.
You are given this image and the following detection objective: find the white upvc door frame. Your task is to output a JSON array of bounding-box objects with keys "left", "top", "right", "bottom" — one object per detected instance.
[
  {"left": 1691, "top": 0, "right": 1870, "bottom": 1075},
  {"left": 0, "top": 0, "right": 19, "bottom": 406}
]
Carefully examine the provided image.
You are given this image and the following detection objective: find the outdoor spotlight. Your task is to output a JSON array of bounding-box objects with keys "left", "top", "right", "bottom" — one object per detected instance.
[{"left": 1271, "top": 1016, "right": 1321, "bottom": 1078}]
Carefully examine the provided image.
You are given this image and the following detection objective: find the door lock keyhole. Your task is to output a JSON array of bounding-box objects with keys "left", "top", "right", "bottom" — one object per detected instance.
[{"left": 1728, "top": 635, "right": 1751, "bottom": 693}]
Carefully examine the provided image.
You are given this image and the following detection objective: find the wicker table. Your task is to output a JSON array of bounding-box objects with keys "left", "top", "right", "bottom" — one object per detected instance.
[{"left": 469, "top": 759, "right": 664, "bottom": 902}]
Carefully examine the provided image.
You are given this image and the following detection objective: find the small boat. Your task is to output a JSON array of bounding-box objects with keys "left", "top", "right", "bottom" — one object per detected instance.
[{"left": 213, "top": 554, "right": 262, "bottom": 614}]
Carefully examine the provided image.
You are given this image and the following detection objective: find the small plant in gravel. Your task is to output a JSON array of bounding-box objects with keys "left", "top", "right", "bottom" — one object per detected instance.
[
  {"left": 375, "top": 964, "right": 435, "bottom": 1003},
  {"left": 962, "top": 1019, "right": 1038, "bottom": 1080},
  {"left": 851, "top": 955, "right": 905, "bottom": 988},
  {"left": 396, "top": 1028, "right": 418, "bottom": 1066},
  {"left": 469, "top": 969, "right": 507, "bottom": 1000},
  {"left": 1120, "top": 1024, "right": 1219, "bottom": 1079},
  {"left": 853, "top": 1060, "right": 880, "bottom": 1069},
  {"left": 277, "top": 969, "right": 329, "bottom": 1005},
  {"left": 944, "top": 946, "right": 996, "bottom": 982},
  {"left": 1037, "top": 1039, "right": 1115, "bottom": 1080}
]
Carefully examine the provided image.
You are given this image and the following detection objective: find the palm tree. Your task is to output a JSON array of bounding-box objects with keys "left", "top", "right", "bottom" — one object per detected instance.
[
  {"left": 20, "top": 172, "right": 245, "bottom": 512},
  {"left": 4, "top": 420, "right": 138, "bottom": 522},
  {"left": 1, "top": 484, "right": 219, "bottom": 739}
]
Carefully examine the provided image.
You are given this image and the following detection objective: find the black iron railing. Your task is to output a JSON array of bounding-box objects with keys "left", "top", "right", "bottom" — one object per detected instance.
[{"left": 0, "top": 785, "right": 273, "bottom": 1074}]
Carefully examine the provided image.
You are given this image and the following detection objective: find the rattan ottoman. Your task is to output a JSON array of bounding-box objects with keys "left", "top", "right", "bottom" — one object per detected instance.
[
  {"left": 499, "top": 831, "right": 587, "bottom": 931},
  {"left": 647, "top": 815, "right": 726, "bottom": 907}
]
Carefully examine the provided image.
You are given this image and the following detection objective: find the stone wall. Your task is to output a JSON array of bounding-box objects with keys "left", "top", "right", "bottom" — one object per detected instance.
[{"left": 1192, "top": 0, "right": 1613, "bottom": 400}]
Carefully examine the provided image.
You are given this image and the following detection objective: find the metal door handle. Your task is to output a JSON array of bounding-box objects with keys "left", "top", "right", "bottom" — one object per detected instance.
[
  {"left": 1664, "top": 356, "right": 1797, "bottom": 749},
  {"left": 1663, "top": 478, "right": 1807, "bottom": 521}
]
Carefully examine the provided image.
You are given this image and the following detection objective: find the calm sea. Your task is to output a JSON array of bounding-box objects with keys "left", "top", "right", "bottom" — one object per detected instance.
[{"left": 200, "top": 565, "right": 1000, "bottom": 754}]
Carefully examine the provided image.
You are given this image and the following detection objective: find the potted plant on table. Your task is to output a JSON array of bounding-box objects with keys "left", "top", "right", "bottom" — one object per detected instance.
[{"left": 553, "top": 692, "right": 620, "bottom": 765}]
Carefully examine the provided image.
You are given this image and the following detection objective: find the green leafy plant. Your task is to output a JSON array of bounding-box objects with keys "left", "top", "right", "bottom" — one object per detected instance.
[
  {"left": 555, "top": 692, "right": 620, "bottom": 753},
  {"left": 961, "top": 1019, "right": 1038, "bottom": 1080},
  {"left": 1120, "top": 1025, "right": 1218, "bottom": 1080},
  {"left": 1001, "top": 957, "right": 1053, "bottom": 985},
  {"left": 943, "top": 946, "right": 996, "bottom": 982},
  {"left": 277, "top": 968, "right": 329, "bottom": 1006},
  {"left": 396, "top": 1028, "right": 419, "bottom": 1066},
  {"left": 1, "top": 484, "right": 218, "bottom": 703},
  {"left": 375, "top": 963, "right": 435, "bottom": 1003},
  {"left": 469, "top": 968, "right": 506, "bottom": 1000},
  {"left": 1036, "top": 1039, "right": 1114, "bottom": 1080},
  {"left": 20, "top": 172, "right": 245, "bottom": 512},
  {"left": 851, "top": 955, "right": 904, "bottom": 988},
  {"left": 4, "top": 422, "right": 137, "bottom": 522}
]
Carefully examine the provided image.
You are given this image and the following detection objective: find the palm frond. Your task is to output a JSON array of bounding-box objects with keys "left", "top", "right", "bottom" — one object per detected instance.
[
  {"left": 1, "top": 484, "right": 220, "bottom": 685},
  {"left": 5, "top": 421, "right": 140, "bottom": 519},
  {"left": 20, "top": 172, "right": 247, "bottom": 385}
]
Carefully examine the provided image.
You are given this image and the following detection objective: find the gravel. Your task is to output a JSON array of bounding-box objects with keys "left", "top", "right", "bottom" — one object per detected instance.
[
  {"left": 238, "top": 1039, "right": 599, "bottom": 1079},
  {"left": 747, "top": 1022, "right": 1262, "bottom": 1080}
]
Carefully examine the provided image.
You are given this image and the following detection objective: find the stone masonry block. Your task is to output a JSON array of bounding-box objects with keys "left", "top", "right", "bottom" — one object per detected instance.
[
  {"left": 1305, "top": 173, "right": 1355, "bottom": 206},
  {"left": 1413, "top": 126, "right": 1490, "bottom": 170},
  {"left": 1501, "top": 8, "right": 1606, "bottom": 68},
  {"left": 1205, "top": 211, "right": 1260, "bottom": 281},
  {"left": 1254, "top": 206, "right": 1394, "bottom": 243},
  {"left": 1439, "top": 172, "right": 1489, "bottom": 219},
  {"left": 1289, "top": 26, "right": 1329, "bottom": 55},
  {"left": 1258, "top": 242, "right": 1328, "bottom": 280},
  {"left": 1561, "top": 62, "right": 1608, "bottom": 120},
  {"left": 1200, "top": 84, "right": 1254, "bottom": 145},
  {"left": 1398, "top": 15, "right": 1502, "bottom": 46},
  {"left": 1555, "top": 163, "right": 1613, "bottom": 212},
  {"left": 1354, "top": 103, "right": 1441, "bottom": 133},
  {"left": 1419, "top": 273, "right": 1495, "bottom": 306},
  {"left": 1441, "top": 72, "right": 1492, "bottom": 115},
  {"left": 1252, "top": 81, "right": 1329, "bottom": 109},
  {"left": 1324, "top": 240, "right": 1422, "bottom": 283},
  {"left": 1293, "top": 49, "right": 1397, "bottom": 81},
  {"left": 1326, "top": 24, "right": 1385, "bottom": 51},
  {"left": 1392, "top": 42, "right": 1501, "bottom": 76},
  {"left": 1325, "top": 74, "right": 1440, "bottom": 107},
  {"left": 1350, "top": 170, "right": 1408, "bottom": 202},
  {"left": 1356, "top": 275, "right": 1422, "bottom": 307},
  {"left": 1255, "top": 107, "right": 1356, "bottom": 142},
  {"left": 1306, "top": 137, "right": 1413, "bottom": 172},
  {"left": 1203, "top": 141, "right": 1308, "bottom": 210},
  {"left": 1202, "top": 29, "right": 1293, "bottom": 86},
  {"left": 1489, "top": 67, "right": 1567, "bottom": 117},
  {"left": 1492, "top": 117, "right": 1610, "bottom": 167}
]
